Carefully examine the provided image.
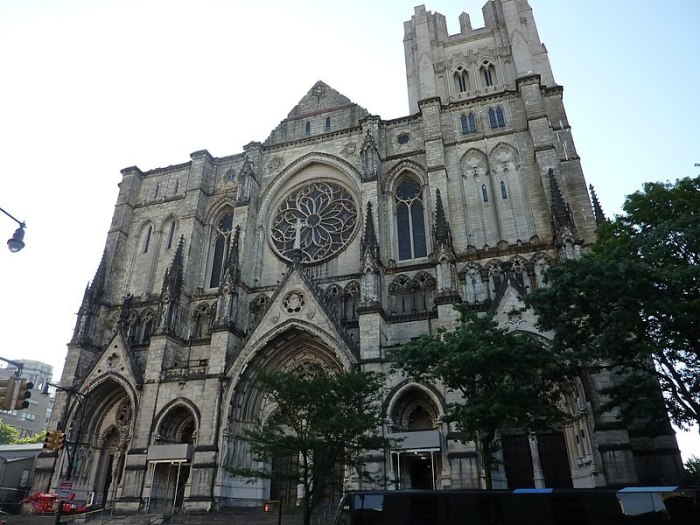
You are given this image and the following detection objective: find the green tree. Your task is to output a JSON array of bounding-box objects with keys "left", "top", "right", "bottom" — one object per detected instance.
[
  {"left": 228, "top": 366, "right": 391, "bottom": 525},
  {"left": 14, "top": 430, "right": 46, "bottom": 444},
  {"left": 392, "top": 306, "right": 576, "bottom": 489},
  {"left": 0, "top": 421, "right": 19, "bottom": 444},
  {"left": 528, "top": 176, "right": 700, "bottom": 431},
  {"left": 685, "top": 456, "right": 700, "bottom": 485}
]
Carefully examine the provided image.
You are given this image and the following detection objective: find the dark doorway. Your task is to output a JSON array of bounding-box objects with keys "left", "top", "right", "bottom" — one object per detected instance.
[
  {"left": 502, "top": 435, "right": 534, "bottom": 488},
  {"left": 538, "top": 432, "right": 573, "bottom": 488},
  {"left": 101, "top": 454, "right": 114, "bottom": 508},
  {"left": 406, "top": 453, "right": 433, "bottom": 489},
  {"left": 270, "top": 454, "right": 298, "bottom": 506}
]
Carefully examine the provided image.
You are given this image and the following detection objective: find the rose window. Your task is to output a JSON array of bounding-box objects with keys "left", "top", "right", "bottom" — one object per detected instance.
[{"left": 270, "top": 181, "right": 358, "bottom": 264}]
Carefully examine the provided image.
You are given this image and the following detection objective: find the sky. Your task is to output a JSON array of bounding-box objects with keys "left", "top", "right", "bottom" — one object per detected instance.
[{"left": 0, "top": 1, "right": 698, "bottom": 459}]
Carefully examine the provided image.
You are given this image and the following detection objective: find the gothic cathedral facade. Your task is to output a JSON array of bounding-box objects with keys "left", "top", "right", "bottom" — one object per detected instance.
[{"left": 33, "top": 0, "right": 684, "bottom": 512}]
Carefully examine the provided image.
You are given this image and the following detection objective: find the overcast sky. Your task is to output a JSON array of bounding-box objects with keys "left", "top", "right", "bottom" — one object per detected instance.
[{"left": 1, "top": 1, "right": 698, "bottom": 458}]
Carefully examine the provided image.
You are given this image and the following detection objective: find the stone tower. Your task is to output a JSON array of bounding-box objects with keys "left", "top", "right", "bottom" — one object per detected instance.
[{"left": 32, "top": 0, "right": 683, "bottom": 513}]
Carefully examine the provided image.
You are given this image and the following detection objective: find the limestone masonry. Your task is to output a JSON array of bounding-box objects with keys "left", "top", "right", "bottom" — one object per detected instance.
[{"left": 33, "top": 0, "right": 684, "bottom": 513}]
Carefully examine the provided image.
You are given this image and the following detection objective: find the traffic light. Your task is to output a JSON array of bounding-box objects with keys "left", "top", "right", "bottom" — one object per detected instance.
[
  {"left": 14, "top": 378, "right": 33, "bottom": 410},
  {"left": 56, "top": 431, "right": 66, "bottom": 450},
  {"left": 43, "top": 431, "right": 56, "bottom": 451},
  {"left": 0, "top": 377, "right": 16, "bottom": 410}
]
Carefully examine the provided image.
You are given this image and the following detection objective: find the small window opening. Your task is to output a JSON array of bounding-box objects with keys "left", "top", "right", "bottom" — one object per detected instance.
[
  {"left": 144, "top": 226, "right": 152, "bottom": 253},
  {"left": 496, "top": 106, "right": 505, "bottom": 127},
  {"left": 500, "top": 181, "right": 508, "bottom": 199},
  {"left": 325, "top": 116, "right": 331, "bottom": 131},
  {"left": 305, "top": 121, "right": 311, "bottom": 136},
  {"left": 482, "top": 184, "right": 488, "bottom": 202},
  {"left": 483, "top": 63, "right": 496, "bottom": 87},
  {"left": 167, "top": 222, "right": 176, "bottom": 249},
  {"left": 461, "top": 112, "right": 477, "bottom": 134}
]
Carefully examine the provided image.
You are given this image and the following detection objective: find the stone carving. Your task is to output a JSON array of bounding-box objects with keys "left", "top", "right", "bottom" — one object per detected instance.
[
  {"left": 266, "top": 156, "right": 284, "bottom": 173},
  {"left": 340, "top": 142, "right": 357, "bottom": 157},
  {"left": 283, "top": 290, "right": 306, "bottom": 314},
  {"left": 311, "top": 83, "right": 327, "bottom": 99}
]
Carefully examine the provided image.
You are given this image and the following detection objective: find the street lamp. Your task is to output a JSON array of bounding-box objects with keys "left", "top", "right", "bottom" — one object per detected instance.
[{"left": 0, "top": 206, "right": 26, "bottom": 252}]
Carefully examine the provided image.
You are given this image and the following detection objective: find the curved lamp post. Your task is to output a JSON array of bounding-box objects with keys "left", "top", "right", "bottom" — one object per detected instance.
[{"left": 0, "top": 206, "right": 26, "bottom": 252}]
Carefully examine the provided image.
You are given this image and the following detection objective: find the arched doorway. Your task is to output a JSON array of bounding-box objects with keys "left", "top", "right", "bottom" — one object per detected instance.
[
  {"left": 224, "top": 326, "right": 348, "bottom": 507},
  {"left": 388, "top": 386, "right": 443, "bottom": 490},
  {"left": 63, "top": 379, "right": 133, "bottom": 508},
  {"left": 147, "top": 404, "right": 197, "bottom": 512}
]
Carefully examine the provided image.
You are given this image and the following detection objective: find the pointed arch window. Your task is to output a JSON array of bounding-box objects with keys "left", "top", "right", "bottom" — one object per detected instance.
[
  {"left": 305, "top": 121, "right": 311, "bottom": 136},
  {"left": 209, "top": 211, "right": 234, "bottom": 288},
  {"left": 166, "top": 221, "right": 176, "bottom": 249},
  {"left": 395, "top": 177, "right": 427, "bottom": 261},
  {"left": 482, "top": 184, "right": 489, "bottom": 202},
  {"left": 482, "top": 63, "right": 496, "bottom": 87},
  {"left": 488, "top": 106, "right": 506, "bottom": 129},
  {"left": 500, "top": 181, "right": 508, "bottom": 199},
  {"left": 143, "top": 226, "right": 153, "bottom": 253},
  {"left": 325, "top": 116, "right": 331, "bottom": 131},
  {"left": 453, "top": 67, "right": 470, "bottom": 93},
  {"left": 460, "top": 113, "right": 477, "bottom": 134},
  {"left": 496, "top": 106, "right": 505, "bottom": 127}
]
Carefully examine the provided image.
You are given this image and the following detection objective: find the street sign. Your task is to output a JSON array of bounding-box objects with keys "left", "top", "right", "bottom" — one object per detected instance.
[{"left": 57, "top": 480, "right": 73, "bottom": 499}]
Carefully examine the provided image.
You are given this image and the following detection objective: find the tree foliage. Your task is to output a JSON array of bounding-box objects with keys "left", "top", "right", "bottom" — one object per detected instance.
[
  {"left": 0, "top": 421, "right": 20, "bottom": 444},
  {"left": 528, "top": 176, "right": 700, "bottom": 431},
  {"left": 392, "top": 306, "right": 576, "bottom": 488},
  {"left": 14, "top": 430, "right": 46, "bottom": 444},
  {"left": 227, "top": 366, "right": 390, "bottom": 525},
  {"left": 685, "top": 456, "right": 700, "bottom": 485}
]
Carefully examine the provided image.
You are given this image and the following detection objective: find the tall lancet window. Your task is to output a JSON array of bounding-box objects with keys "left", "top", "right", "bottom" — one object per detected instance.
[
  {"left": 482, "top": 62, "right": 496, "bottom": 87},
  {"left": 395, "top": 177, "right": 427, "bottom": 261},
  {"left": 209, "top": 211, "right": 234, "bottom": 288},
  {"left": 454, "top": 67, "right": 470, "bottom": 93}
]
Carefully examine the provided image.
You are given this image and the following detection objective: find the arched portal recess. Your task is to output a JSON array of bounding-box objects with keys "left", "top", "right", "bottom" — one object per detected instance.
[
  {"left": 224, "top": 326, "right": 346, "bottom": 507},
  {"left": 387, "top": 385, "right": 443, "bottom": 490},
  {"left": 146, "top": 402, "right": 198, "bottom": 512},
  {"left": 63, "top": 377, "right": 134, "bottom": 509}
]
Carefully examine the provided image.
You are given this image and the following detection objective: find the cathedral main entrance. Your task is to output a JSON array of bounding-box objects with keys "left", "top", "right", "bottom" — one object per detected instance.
[
  {"left": 392, "top": 449, "right": 441, "bottom": 489},
  {"left": 147, "top": 461, "right": 191, "bottom": 511}
]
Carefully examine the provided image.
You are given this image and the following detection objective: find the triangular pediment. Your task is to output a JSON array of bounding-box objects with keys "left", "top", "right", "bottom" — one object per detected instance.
[
  {"left": 493, "top": 280, "right": 536, "bottom": 332},
  {"left": 286, "top": 81, "right": 356, "bottom": 119},
  {"left": 231, "top": 264, "right": 358, "bottom": 376},
  {"left": 77, "top": 331, "right": 140, "bottom": 390},
  {"left": 264, "top": 81, "right": 370, "bottom": 146}
]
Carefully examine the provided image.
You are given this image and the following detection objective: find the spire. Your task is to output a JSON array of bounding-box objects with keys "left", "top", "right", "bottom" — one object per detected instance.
[
  {"left": 161, "top": 236, "right": 185, "bottom": 299},
  {"left": 71, "top": 252, "right": 107, "bottom": 345},
  {"left": 548, "top": 168, "right": 576, "bottom": 234},
  {"left": 360, "top": 202, "right": 379, "bottom": 261},
  {"left": 79, "top": 252, "right": 106, "bottom": 309},
  {"left": 433, "top": 189, "right": 452, "bottom": 248},
  {"left": 589, "top": 184, "right": 606, "bottom": 224},
  {"left": 157, "top": 236, "right": 186, "bottom": 335},
  {"left": 219, "top": 226, "right": 240, "bottom": 290}
]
